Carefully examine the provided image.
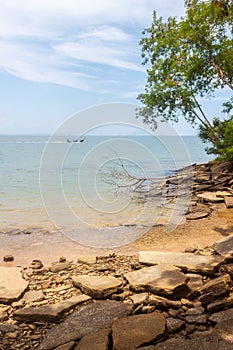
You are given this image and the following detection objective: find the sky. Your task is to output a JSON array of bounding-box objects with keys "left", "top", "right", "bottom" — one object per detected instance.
[{"left": 0, "top": 0, "right": 231, "bottom": 135}]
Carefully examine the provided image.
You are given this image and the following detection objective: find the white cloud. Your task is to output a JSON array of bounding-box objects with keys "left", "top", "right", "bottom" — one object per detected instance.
[{"left": 0, "top": 0, "right": 185, "bottom": 94}]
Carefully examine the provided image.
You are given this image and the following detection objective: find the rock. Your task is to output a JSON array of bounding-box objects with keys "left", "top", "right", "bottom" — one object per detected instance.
[
  {"left": 77, "top": 256, "right": 97, "bottom": 264},
  {"left": 31, "top": 259, "right": 43, "bottom": 269},
  {"left": 139, "top": 251, "right": 222, "bottom": 275},
  {"left": 207, "top": 294, "right": 233, "bottom": 312},
  {"left": 54, "top": 342, "right": 75, "bottom": 350},
  {"left": 0, "top": 306, "right": 8, "bottom": 321},
  {"left": 198, "top": 274, "right": 231, "bottom": 304},
  {"left": 167, "top": 317, "right": 185, "bottom": 333},
  {"left": 124, "top": 265, "right": 189, "bottom": 298},
  {"left": 224, "top": 196, "right": 233, "bottom": 208},
  {"left": 197, "top": 192, "right": 224, "bottom": 203},
  {"left": 186, "top": 306, "right": 205, "bottom": 315},
  {"left": 0, "top": 267, "right": 28, "bottom": 303},
  {"left": 208, "top": 308, "right": 233, "bottom": 323},
  {"left": 59, "top": 257, "right": 66, "bottom": 263},
  {"left": 186, "top": 209, "right": 210, "bottom": 220},
  {"left": 38, "top": 301, "right": 131, "bottom": 350},
  {"left": 222, "top": 263, "right": 233, "bottom": 278},
  {"left": 130, "top": 293, "right": 149, "bottom": 306},
  {"left": 186, "top": 273, "right": 203, "bottom": 298},
  {"left": 149, "top": 295, "right": 182, "bottom": 309},
  {"left": 14, "top": 294, "right": 91, "bottom": 322},
  {"left": 74, "top": 328, "right": 110, "bottom": 350},
  {"left": 216, "top": 191, "right": 232, "bottom": 197},
  {"left": 186, "top": 314, "right": 208, "bottom": 324},
  {"left": 23, "top": 290, "right": 45, "bottom": 302},
  {"left": 5, "top": 331, "right": 18, "bottom": 339},
  {"left": 0, "top": 323, "right": 18, "bottom": 333},
  {"left": 50, "top": 262, "right": 71, "bottom": 273},
  {"left": 214, "top": 235, "right": 233, "bottom": 257},
  {"left": 72, "top": 275, "right": 122, "bottom": 299},
  {"left": 3, "top": 255, "right": 14, "bottom": 262},
  {"left": 112, "top": 312, "right": 166, "bottom": 350}
]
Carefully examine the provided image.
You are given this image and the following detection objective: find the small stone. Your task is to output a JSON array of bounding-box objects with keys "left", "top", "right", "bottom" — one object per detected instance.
[
  {"left": 208, "top": 309, "right": 233, "bottom": 323},
  {"left": 0, "top": 323, "right": 18, "bottom": 333},
  {"left": 5, "top": 331, "right": 18, "bottom": 339},
  {"left": 185, "top": 324, "right": 196, "bottom": 334},
  {"left": 167, "top": 318, "right": 185, "bottom": 333},
  {"left": 141, "top": 305, "right": 156, "bottom": 313},
  {"left": 149, "top": 295, "right": 182, "bottom": 309},
  {"left": 130, "top": 293, "right": 149, "bottom": 306},
  {"left": 3, "top": 255, "right": 14, "bottom": 262},
  {"left": 31, "top": 260, "right": 43, "bottom": 269},
  {"left": 199, "top": 274, "right": 231, "bottom": 304},
  {"left": 77, "top": 256, "right": 97, "bottom": 264},
  {"left": 59, "top": 257, "right": 66, "bottom": 263},
  {"left": 186, "top": 306, "right": 205, "bottom": 316},
  {"left": 168, "top": 309, "right": 180, "bottom": 318},
  {"left": 50, "top": 262, "right": 71, "bottom": 273},
  {"left": 186, "top": 314, "right": 208, "bottom": 324}
]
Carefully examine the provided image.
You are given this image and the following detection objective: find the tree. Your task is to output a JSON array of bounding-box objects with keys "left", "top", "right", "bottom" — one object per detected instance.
[{"left": 137, "top": 0, "right": 233, "bottom": 158}]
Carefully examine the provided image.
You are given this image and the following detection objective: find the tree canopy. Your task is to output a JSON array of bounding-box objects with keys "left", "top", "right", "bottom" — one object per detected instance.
[{"left": 137, "top": 0, "right": 233, "bottom": 153}]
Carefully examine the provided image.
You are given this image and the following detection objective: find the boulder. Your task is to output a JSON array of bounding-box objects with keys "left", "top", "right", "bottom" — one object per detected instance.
[
  {"left": 38, "top": 301, "right": 131, "bottom": 350},
  {"left": 208, "top": 308, "right": 233, "bottom": 323},
  {"left": 112, "top": 312, "right": 166, "bottom": 350},
  {"left": 72, "top": 275, "right": 122, "bottom": 299},
  {"left": 0, "top": 267, "right": 28, "bottom": 303},
  {"left": 124, "top": 265, "right": 189, "bottom": 298},
  {"left": 14, "top": 294, "right": 91, "bottom": 322},
  {"left": 139, "top": 251, "right": 221, "bottom": 275},
  {"left": 74, "top": 328, "right": 110, "bottom": 350}
]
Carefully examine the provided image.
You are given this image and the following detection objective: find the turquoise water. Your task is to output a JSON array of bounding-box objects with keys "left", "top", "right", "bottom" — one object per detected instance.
[{"left": 0, "top": 135, "right": 213, "bottom": 231}]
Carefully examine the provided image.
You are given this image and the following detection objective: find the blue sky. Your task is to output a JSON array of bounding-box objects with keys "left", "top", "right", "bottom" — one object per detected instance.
[{"left": 0, "top": 0, "right": 231, "bottom": 135}]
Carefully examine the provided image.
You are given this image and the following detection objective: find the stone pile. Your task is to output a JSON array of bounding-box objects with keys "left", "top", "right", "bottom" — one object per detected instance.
[{"left": 1, "top": 235, "right": 233, "bottom": 349}]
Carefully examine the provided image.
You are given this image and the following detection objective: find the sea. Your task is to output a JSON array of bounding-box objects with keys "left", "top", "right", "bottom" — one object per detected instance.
[{"left": 0, "top": 134, "right": 213, "bottom": 247}]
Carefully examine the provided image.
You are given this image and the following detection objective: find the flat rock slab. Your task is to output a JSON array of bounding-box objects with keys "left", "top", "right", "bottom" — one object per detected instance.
[
  {"left": 124, "top": 265, "right": 189, "bottom": 297},
  {"left": 186, "top": 209, "right": 210, "bottom": 220},
  {"left": 153, "top": 318, "right": 233, "bottom": 350},
  {"left": 112, "top": 312, "right": 166, "bottom": 350},
  {"left": 214, "top": 235, "right": 233, "bottom": 257},
  {"left": 74, "top": 328, "right": 110, "bottom": 350},
  {"left": 197, "top": 192, "right": 224, "bottom": 202},
  {"left": 209, "top": 308, "right": 233, "bottom": 323},
  {"left": 72, "top": 275, "right": 122, "bottom": 299},
  {"left": 139, "top": 251, "right": 222, "bottom": 275},
  {"left": 14, "top": 294, "right": 91, "bottom": 322},
  {"left": 38, "top": 301, "right": 131, "bottom": 350},
  {"left": 0, "top": 267, "right": 28, "bottom": 303}
]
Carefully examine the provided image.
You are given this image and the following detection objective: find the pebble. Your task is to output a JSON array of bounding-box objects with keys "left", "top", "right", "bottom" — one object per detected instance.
[{"left": 3, "top": 255, "right": 14, "bottom": 262}]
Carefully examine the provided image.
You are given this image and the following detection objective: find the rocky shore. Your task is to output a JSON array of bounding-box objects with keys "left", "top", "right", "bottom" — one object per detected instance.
[
  {"left": 1, "top": 160, "right": 233, "bottom": 349},
  {"left": 1, "top": 234, "right": 233, "bottom": 349}
]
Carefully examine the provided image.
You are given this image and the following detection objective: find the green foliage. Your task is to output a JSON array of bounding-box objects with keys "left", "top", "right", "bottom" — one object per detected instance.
[
  {"left": 199, "top": 116, "right": 233, "bottom": 160},
  {"left": 137, "top": 0, "right": 233, "bottom": 160}
]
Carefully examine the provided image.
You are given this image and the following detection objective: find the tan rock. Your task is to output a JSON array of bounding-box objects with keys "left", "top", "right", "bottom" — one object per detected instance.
[
  {"left": 197, "top": 192, "right": 224, "bottom": 202},
  {"left": 0, "top": 267, "right": 28, "bottom": 304},
  {"left": 112, "top": 312, "right": 166, "bottom": 350},
  {"left": 139, "top": 251, "right": 222, "bottom": 275},
  {"left": 14, "top": 294, "right": 91, "bottom": 322},
  {"left": 214, "top": 236, "right": 233, "bottom": 257},
  {"left": 124, "top": 265, "right": 189, "bottom": 298},
  {"left": 72, "top": 275, "right": 122, "bottom": 299},
  {"left": 74, "top": 328, "right": 110, "bottom": 350},
  {"left": 199, "top": 274, "right": 231, "bottom": 304}
]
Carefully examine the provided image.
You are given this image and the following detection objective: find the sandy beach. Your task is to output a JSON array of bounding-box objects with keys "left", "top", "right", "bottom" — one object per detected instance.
[{"left": 1, "top": 202, "right": 232, "bottom": 267}]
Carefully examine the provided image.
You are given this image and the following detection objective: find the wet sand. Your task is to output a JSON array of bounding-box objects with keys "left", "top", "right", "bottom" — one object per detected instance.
[{"left": 1, "top": 203, "right": 232, "bottom": 267}]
